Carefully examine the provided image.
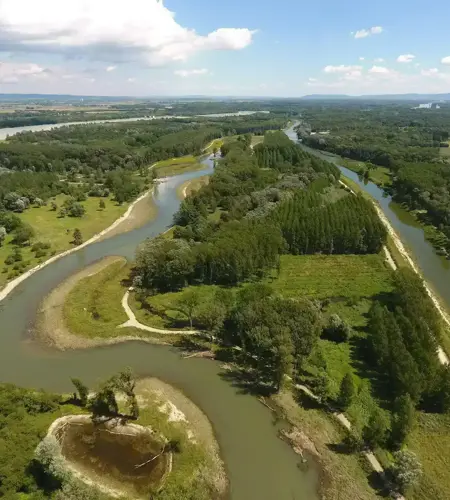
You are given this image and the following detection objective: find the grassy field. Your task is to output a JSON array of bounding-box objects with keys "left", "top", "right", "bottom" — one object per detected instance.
[
  {"left": 342, "top": 158, "right": 392, "bottom": 187},
  {"left": 270, "top": 254, "right": 393, "bottom": 300},
  {"left": 154, "top": 156, "right": 205, "bottom": 177},
  {"left": 203, "top": 138, "right": 224, "bottom": 153},
  {"left": 63, "top": 259, "right": 130, "bottom": 338},
  {"left": 439, "top": 142, "right": 450, "bottom": 157},
  {"left": 407, "top": 412, "right": 450, "bottom": 500},
  {"left": 251, "top": 135, "right": 265, "bottom": 147},
  {"left": 0, "top": 194, "right": 129, "bottom": 288}
]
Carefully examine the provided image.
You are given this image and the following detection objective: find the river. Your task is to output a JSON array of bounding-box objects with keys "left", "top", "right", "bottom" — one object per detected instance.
[
  {"left": 0, "top": 110, "right": 266, "bottom": 140},
  {"left": 0, "top": 153, "right": 319, "bottom": 500},
  {"left": 284, "top": 123, "right": 450, "bottom": 315}
]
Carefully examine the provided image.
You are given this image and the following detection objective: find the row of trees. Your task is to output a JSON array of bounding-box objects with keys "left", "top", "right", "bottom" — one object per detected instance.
[
  {"left": 275, "top": 191, "right": 387, "bottom": 255},
  {"left": 367, "top": 268, "right": 450, "bottom": 414}
]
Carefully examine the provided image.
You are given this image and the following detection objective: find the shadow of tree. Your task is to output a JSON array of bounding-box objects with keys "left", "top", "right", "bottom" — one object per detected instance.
[{"left": 219, "top": 365, "right": 275, "bottom": 397}]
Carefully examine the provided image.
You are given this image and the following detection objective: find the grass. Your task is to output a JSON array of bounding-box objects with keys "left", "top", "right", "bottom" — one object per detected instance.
[
  {"left": 270, "top": 254, "right": 393, "bottom": 300},
  {"left": 154, "top": 155, "right": 205, "bottom": 177},
  {"left": 203, "top": 138, "right": 223, "bottom": 153},
  {"left": 130, "top": 284, "right": 220, "bottom": 330},
  {"left": 342, "top": 158, "right": 392, "bottom": 187},
  {"left": 251, "top": 135, "right": 265, "bottom": 147},
  {"left": 407, "top": 412, "right": 450, "bottom": 500},
  {"left": 63, "top": 260, "right": 130, "bottom": 338},
  {"left": 439, "top": 142, "right": 450, "bottom": 157},
  {"left": 0, "top": 195, "right": 129, "bottom": 288}
]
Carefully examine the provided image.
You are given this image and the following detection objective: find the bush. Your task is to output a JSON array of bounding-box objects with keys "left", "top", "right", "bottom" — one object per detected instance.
[
  {"left": 35, "top": 249, "right": 47, "bottom": 258},
  {"left": 324, "top": 314, "right": 352, "bottom": 342},
  {"left": 4, "top": 255, "right": 15, "bottom": 266},
  {"left": 390, "top": 450, "right": 422, "bottom": 494},
  {"left": 32, "top": 241, "right": 51, "bottom": 252}
]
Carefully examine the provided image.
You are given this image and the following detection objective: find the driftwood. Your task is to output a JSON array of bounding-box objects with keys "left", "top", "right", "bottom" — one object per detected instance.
[{"left": 134, "top": 450, "right": 164, "bottom": 469}]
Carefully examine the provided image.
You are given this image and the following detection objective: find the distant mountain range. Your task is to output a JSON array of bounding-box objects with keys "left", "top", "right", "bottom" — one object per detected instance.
[{"left": 300, "top": 93, "right": 450, "bottom": 101}]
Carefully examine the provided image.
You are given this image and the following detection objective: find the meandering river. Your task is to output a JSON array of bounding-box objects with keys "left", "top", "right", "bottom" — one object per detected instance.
[
  {"left": 0, "top": 152, "right": 319, "bottom": 499},
  {"left": 3, "top": 117, "right": 450, "bottom": 500}
]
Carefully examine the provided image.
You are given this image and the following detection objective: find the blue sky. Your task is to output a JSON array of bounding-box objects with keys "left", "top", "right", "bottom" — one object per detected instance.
[{"left": 0, "top": 0, "right": 449, "bottom": 96}]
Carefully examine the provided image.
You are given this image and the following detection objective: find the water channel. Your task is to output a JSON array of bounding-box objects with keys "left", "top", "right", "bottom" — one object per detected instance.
[
  {"left": 0, "top": 152, "right": 320, "bottom": 500},
  {"left": 284, "top": 123, "right": 450, "bottom": 314}
]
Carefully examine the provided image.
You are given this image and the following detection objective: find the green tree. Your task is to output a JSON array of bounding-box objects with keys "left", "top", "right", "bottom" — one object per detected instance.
[
  {"left": 363, "top": 409, "right": 388, "bottom": 449},
  {"left": 198, "top": 301, "right": 227, "bottom": 340},
  {"left": 337, "top": 373, "right": 355, "bottom": 411},
  {"left": 12, "top": 223, "right": 35, "bottom": 246},
  {"left": 174, "top": 289, "right": 201, "bottom": 330},
  {"left": 73, "top": 228, "right": 83, "bottom": 246},
  {"left": 71, "top": 378, "right": 89, "bottom": 406},
  {"left": 0, "top": 226, "right": 6, "bottom": 247},
  {"left": 391, "top": 394, "right": 415, "bottom": 449},
  {"left": 99, "top": 199, "right": 106, "bottom": 210}
]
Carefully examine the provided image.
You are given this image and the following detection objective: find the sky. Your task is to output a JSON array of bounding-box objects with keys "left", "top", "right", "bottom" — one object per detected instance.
[{"left": 0, "top": 0, "right": 450, "bottom": 97}]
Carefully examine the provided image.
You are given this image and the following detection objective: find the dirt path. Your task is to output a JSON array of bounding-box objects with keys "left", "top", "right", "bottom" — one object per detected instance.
[
  {"left": 119, "top": 290, "right": 197, "bottom": 335},
  {"left": 35, "top": 257, "right": 170, "bottom": 350}
]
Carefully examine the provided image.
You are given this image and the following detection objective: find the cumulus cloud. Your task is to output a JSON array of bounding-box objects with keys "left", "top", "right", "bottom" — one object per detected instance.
[
  {"left": 369, "top": 65, "right": 390, "bottom": 74},
  {"left": 359, "top": 57, "right": 365, "bottom": 61},
  {"left": 421, "top": 68, "right": 439, "bottom": 76},
  {"left": 0, "top": 0, "right": 256, "bottom": 65},
  {"left": 106, "top": 65, "right": 117, "bottom": 72},
  {"left": 127, "top": 77, "right": 136, "bottom": 83},
  {"left": 0, "top": 61, "right": 46, "bottom": 83},
  {"left": 174, "top": 68, "right": 209, "bottom": 77},
  {"left": 353, "top": 26, "right": 383, "bottom": 39},
  {"left": 374, "top": 57, "right": 384, "bottom": 63},
  {"left": 324, "top": 64, "right": 362, "bottom": 73},
  {"left": 397, "top": 54, "right": 415, "bottom": 63},
  {"left": 441, "top": 56, "right": 450, "bottom": 65}
]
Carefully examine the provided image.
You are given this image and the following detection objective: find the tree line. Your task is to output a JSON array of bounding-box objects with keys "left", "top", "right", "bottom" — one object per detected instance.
[{"left": 275, "top": 191, "right": 387, "bottom": 255}]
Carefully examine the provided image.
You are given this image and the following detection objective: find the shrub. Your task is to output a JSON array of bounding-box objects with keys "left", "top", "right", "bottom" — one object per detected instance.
[{"left": 325, "top": 314, "right": 352, "bottom": 342}]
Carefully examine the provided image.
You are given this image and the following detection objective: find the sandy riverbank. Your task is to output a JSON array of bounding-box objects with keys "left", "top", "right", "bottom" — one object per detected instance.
[
  {"left": 35, "top": 256, "right": 169, "bottom": 350},
  {"left": 176, "top": 175, "right": 210, "bottom": 200},
  {"left": 0, "top": 185, "right": 157, "bottom": 304}
]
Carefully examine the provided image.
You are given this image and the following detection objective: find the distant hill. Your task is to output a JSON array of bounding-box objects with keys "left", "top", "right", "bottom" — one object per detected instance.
[{"left": 301, "top": 93, "right": 450, "bottom": 101}]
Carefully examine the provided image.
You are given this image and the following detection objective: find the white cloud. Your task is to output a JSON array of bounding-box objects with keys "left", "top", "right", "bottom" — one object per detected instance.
[
  {"left": 421, "top": 68, "right": 439, "bottom": 76},
  {"left": 0, "top": 61, "right": 46, "bottom": 83},
  {"left": 441, "top": 56, "right": 450, "bottom": 65},
  {"left": 106, "top": 65, "right": 117, "bottom": 72},
  {"left": 397, "top": 54, "right": 415, "bottom": 63},
  {"left": 369, "top": 65, "right": 390, "bottom": 74},
  {"left": 127, "top": 77, "right": 136, "bottom": 83},
  {"left": 359, "top": 57, "right": 365, "bottom": 61},
  {"left": 324, "top": 64, "right": 362, "bottom": 73},
  {"left": 374, "top": 57, "right": 384, "bottom": 63},
  {"left": 353, "top": 26, "right": 383, "bottom": 39},
  {"left": 174, "top": 68, "right": 209, "bottom": 77},
  {"left": 0, "top": 0, "right": 256, "bottom": 66},
  {"left": 308, "top": 77, "right": 317, "bottom": 82}
]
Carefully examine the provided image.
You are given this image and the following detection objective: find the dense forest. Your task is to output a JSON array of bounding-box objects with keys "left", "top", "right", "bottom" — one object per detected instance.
[
  {"left": 135, "top": 131, "right": 386, "bottom": 291},
  {"left": 298, "top": 103, "right": 450, "bottom": 255}
]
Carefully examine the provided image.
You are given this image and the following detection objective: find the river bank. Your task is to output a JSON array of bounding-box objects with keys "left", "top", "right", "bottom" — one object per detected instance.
[{"left": 0, "top": 185, "right": 157, "bottom": 304}]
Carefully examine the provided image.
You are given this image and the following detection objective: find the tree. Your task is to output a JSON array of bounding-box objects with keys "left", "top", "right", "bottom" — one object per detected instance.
[
  {"left": 73, "top": 228, "right": 83, "bottom": 246},
  {"left": 391, "top": 394, "right": 415, "bottom": 449},
  {"left": 135, "top": 237, "right": 194, "bottom": 292},
  {"left": 51, "top": 201, "right": 58, "bottom": 211},
  {"left": 174, "top": 289, "right": 201, "bottom": 329},
  {"left": 71, "top": 378, "right": 89, "bottom": 406},
  {"left": 326, "top": 314, "right": 352, "bottom": 342},
  {"left": 0, "top": 226, "right": 6, "bottom": 247},
  {"left": 198, "top": 301, "right": 226, "bottom": 340},
  {"left": 363, "top": 409, "right": 388, "bottom": 449},
  {"left": 391, "top": 450, "right": 422, "bottom": 493},
  {"left": 337, "top": 373, "right": 355, "bottom": 411},
  {"left": 68, "top": 202, "right": 86, "bottom": 218},
  {"left": 12, "top": 223, "right": 35, "bottom": 246},
  {"left": 99, "top": 199, "right": 106, "bottom": 210}
]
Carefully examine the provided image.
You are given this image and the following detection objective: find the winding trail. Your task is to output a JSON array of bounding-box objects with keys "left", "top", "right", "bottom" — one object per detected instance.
[{"left": 118, "top": 289, "right": 198, "bottom": 335}]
